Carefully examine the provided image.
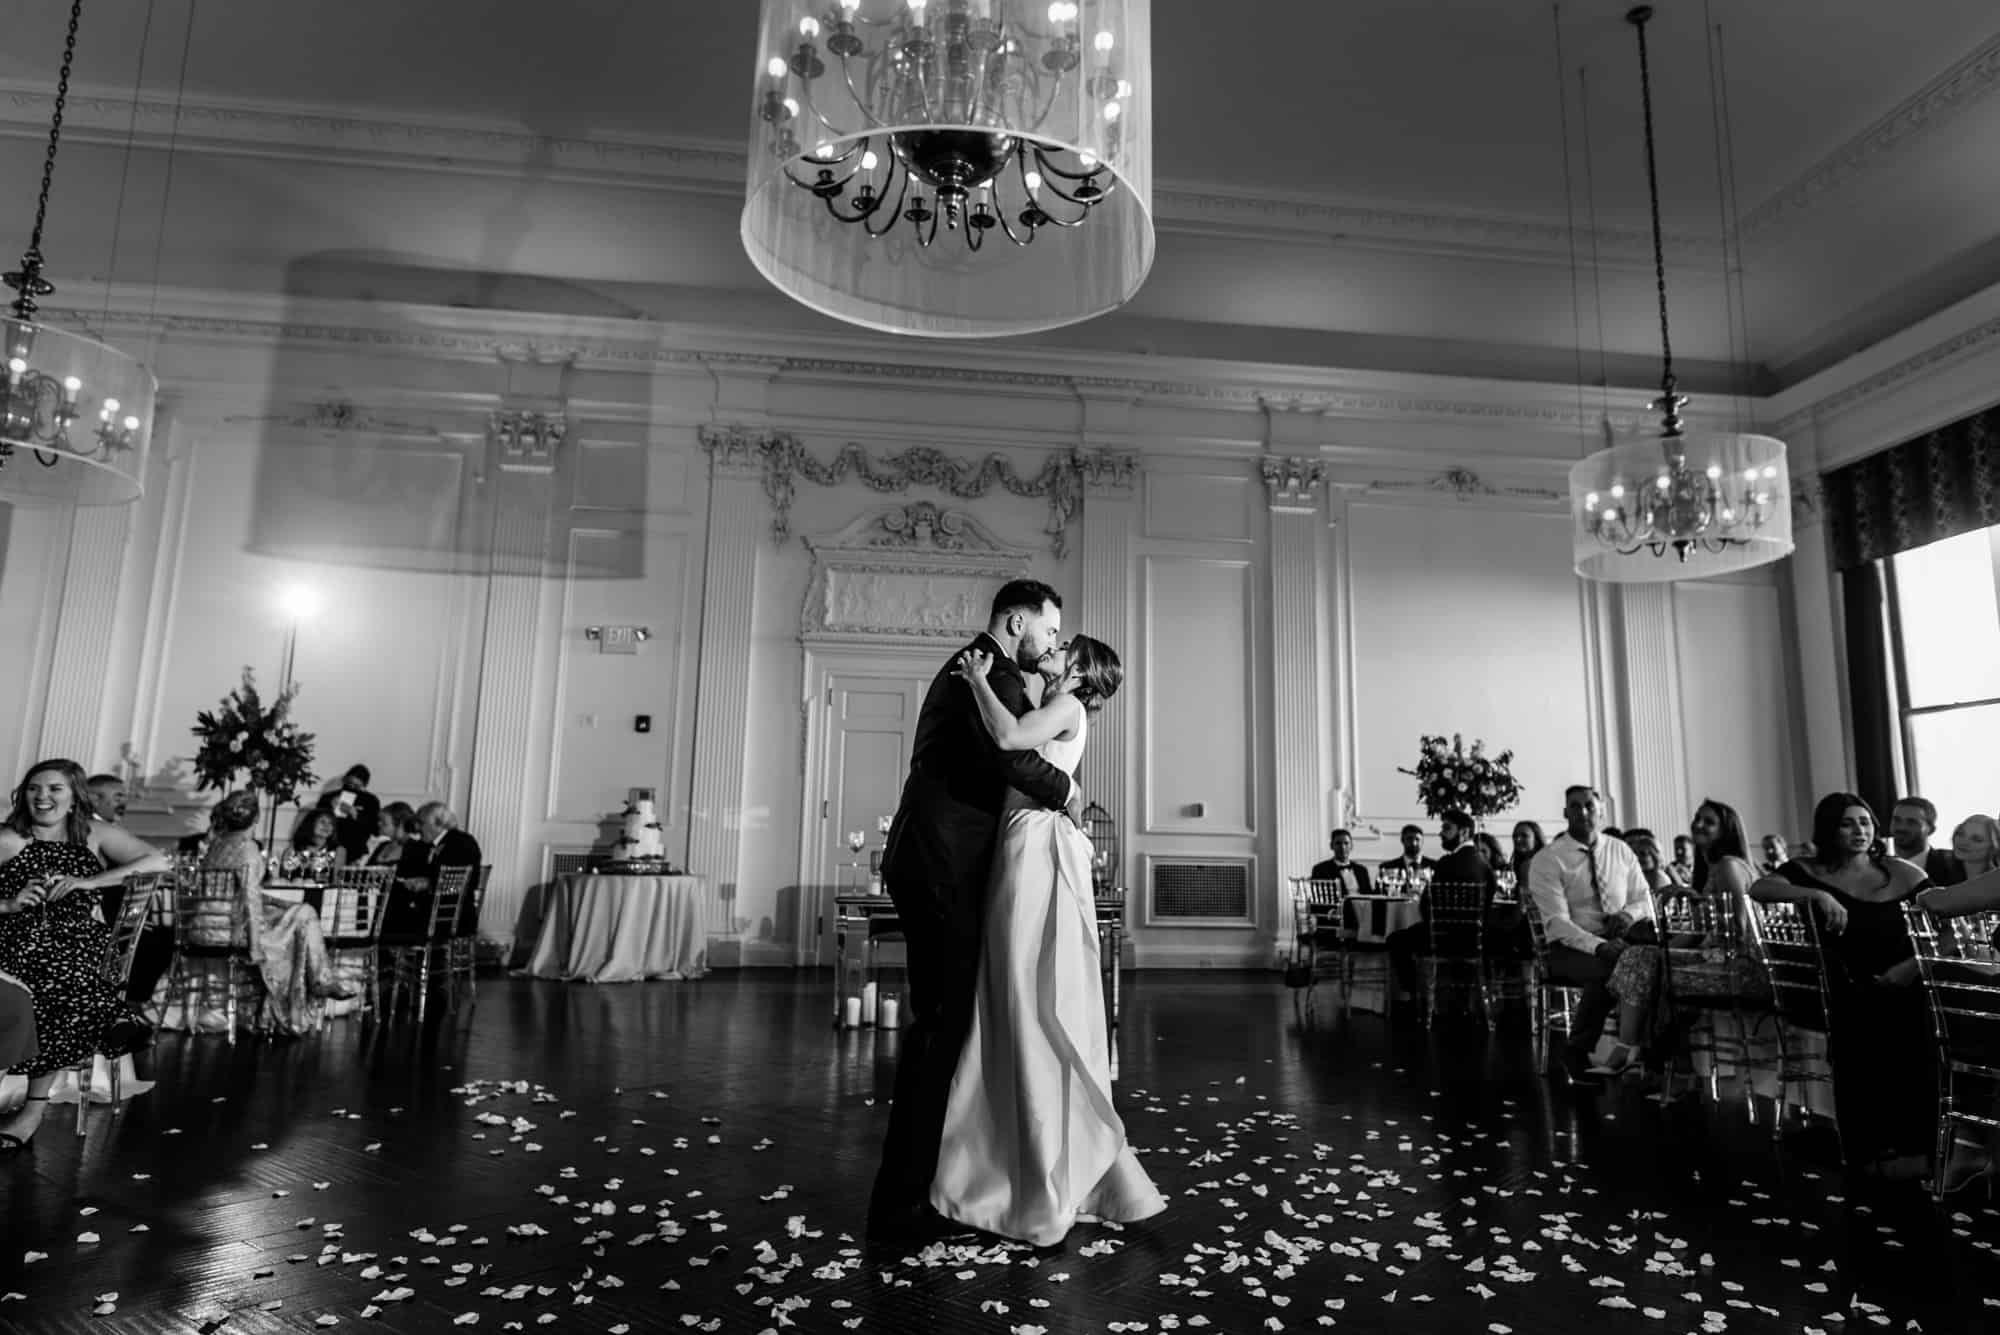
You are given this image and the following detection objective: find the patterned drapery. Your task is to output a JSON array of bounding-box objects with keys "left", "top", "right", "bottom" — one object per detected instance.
[{"left": 1823, "top": 406, "right": 2000, "bottom": 571}]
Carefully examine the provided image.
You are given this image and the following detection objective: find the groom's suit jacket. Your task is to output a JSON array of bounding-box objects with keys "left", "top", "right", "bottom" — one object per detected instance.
[{"left": 882, "top": 632, "right": 1074, "bottom": 946}]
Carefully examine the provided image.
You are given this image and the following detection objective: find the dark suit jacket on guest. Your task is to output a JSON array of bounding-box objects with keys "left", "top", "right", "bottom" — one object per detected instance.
[
  {"left": 1307, "top": 859, "right": 1372, "bottom": 894},
  {"left": 386, "top": 829, "right": 486, "bottom": 939},
  {"left": 881, "top": 632, "right": 1073, "bottom": 949},
  {"left": 1378, "top": 854, "right": 1437, "bottom": 880},
  {"left": 1420, "top": 844, "right": 1498, "bottom": 920}
]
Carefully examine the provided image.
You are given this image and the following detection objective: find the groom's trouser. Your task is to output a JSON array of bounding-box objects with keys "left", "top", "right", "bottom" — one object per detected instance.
[{"left": 868, "top": 896, "right": 981, "bottom": 1226}]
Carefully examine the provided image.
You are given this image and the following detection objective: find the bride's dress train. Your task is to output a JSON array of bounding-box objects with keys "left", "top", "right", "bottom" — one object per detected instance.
[{"left": 930, "top": 719, "right": 1164, "bottom": 1246}]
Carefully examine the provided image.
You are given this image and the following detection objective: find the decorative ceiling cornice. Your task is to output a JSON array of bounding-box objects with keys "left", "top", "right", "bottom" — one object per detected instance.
[
  {"left": 1741, "top": 26, "right": 2000, "bottom": 239},
  {"left": 1771, "top": 312, "right": 2000, "bottom": 438}
]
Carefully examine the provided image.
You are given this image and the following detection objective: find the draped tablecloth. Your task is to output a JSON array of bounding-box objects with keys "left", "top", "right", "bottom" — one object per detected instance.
[
  {"left": 1344, "top": 894, "right": 1423, "bottom": 945},
  {"left": 522, "top": 874, "right": 708, "bottom": 983}
]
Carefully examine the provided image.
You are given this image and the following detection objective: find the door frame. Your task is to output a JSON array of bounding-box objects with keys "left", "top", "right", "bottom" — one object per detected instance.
[{"left": 795, "top": 642, "right": 951, "bottom": 964}]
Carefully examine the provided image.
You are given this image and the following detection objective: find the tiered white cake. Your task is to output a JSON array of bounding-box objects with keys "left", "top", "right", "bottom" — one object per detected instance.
[{"left": 613, "top": 798, "right": 666, "bottom": 862}]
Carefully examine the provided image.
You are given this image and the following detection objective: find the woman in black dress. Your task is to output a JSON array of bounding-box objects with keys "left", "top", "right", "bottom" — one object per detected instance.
[
  {"left": 0, "top": 758, "right": 170, "bottom": 1151},
  {"left": 1750, "top": 791, "right": 1933, "bottom": 1180}
]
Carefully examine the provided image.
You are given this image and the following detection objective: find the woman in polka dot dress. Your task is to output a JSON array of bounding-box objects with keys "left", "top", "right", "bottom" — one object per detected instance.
[{"left": 0, "top": 758, "right": 170, "bottom": 1152}]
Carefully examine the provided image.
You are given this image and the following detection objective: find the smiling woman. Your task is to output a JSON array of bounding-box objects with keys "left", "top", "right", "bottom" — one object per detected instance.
[{"left": 0, "top": 757, "right": 170, "bottom": 1152}]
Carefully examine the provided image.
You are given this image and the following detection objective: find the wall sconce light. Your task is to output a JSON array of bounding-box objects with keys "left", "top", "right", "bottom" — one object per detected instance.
[{"left": 584, "top": 625, "right": 652, "bottom": 655}]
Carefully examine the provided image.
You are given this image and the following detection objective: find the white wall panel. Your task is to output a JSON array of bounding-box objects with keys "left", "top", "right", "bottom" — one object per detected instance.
[
  {"left": 1144, "top": 472, "right": 1255, "bottom": 544},
  {"left": 1674, "top": 581, "right": 1803, "bottom": 845},
  {"left": 1143, "top": 556, "right": 1255, "bottom": 834},
  {"left": 1346, "top": 501, "right": 1590, "bottom": 828}
]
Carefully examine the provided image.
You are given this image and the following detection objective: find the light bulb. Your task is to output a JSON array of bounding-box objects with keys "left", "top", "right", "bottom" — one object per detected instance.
[
  {"left": 1601, "top": 509, "right": 1617, "bottom": 522},
  {"left": 62, "top": 376, "right": 81, "bottom": 395},
  {"left": 123, "top": 415, "right": 139, "bottom": 431},
  {"left": 1753, "top": 492, "right": 1769, "bottom": 505},
  {"left": 860, "top": 149, "right": 879, "bottom": 170},
  {"left": 767, "top": 56, "right": 787, "bottom": 79},
  {"left": 1743, "top": 467, "right": 1758, "bottom": 481},
  {"left": 1610, "top": 483, "right": 1625, "bottom": 499},
  {"left": 1078, "top": 151, "right": 1098, "bottom": 168},
  {"left": 1585, "top": 492, "right": 1599, "bottom": 507},
  {"left": 1705, "top": 464, "right": 1722, "bottom": 479},
  {"left": 1103, "top": 100, "right": 1121, "bottom": 121},
  {"left": 814, "top": 140, "right": 835, "bottom": 159},
  {"left": 839, "top": 0, "right": 859, "bottom": 11},
  {"left": 1024, "top": 169, "right": 1043, "bottom": 191},
  {"left": 1762, "top": 466, "right": 1778, "bottom": 479},
  {"left": 103, "top": 397, "right": 120, "bottom": 414},
  {"left": 5, "top": 357, "right": 22, "bottom": 375},
  {"left": 798, "top": 16, "right": 820, "bottom": 37},
  {"left": 1721, "top": 508, "right": 1736, "bottom": 521},
  {"left": 908, "top": 0, "right": 926, "bottom": 17},
  {"left": 1094, "top": 30, "right": 1114, "bottom": 53},
  {"left": 782, "top": 96, "right": 800, "bottom": 117},
  {"left": 1655, "top": 474, "right": 1670, "bottom": 490},
  {"left": 1117, "top": 78, "right": 1133, "bottom": 98}
]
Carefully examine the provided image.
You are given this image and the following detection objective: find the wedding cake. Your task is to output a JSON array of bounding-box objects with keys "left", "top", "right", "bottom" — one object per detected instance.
[{"left": 613, "top": 797, "right": 666, "bottom": 863}]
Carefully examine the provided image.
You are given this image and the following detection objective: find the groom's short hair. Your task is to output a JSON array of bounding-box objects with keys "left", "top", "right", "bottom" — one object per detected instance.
[{"left": 991, "top": 579, "right": 1062, "bottom": 622}]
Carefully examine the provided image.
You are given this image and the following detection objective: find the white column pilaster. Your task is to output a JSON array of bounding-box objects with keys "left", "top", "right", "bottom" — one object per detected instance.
[
  {"left": 687, "top": 426, "right": 766, "bottom": 952},
  {"left": 37, "top": 506, "right": 136, "bottom": 766},
  {"left": 1263, "top": 455, "right": 1330, "bottom": 881},
  {"left": 466, "top": 409, "right": 561, "bottom": 946},
  {"left": 1074, "top": 446, "right": 1139, "bottom": 890},
  {"left": 1615, "top": 584, "right": 1688, "bottom": 831}
]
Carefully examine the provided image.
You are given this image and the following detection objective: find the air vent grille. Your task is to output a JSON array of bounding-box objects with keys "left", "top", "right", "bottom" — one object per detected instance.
[{"left": 1151, "top": 861, "right": 1251, "bottom": 921}]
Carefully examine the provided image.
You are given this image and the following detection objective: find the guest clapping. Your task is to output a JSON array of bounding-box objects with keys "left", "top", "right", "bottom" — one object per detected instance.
[{"left": 0, "top": 759, "right": 167, "bottom": 1151}]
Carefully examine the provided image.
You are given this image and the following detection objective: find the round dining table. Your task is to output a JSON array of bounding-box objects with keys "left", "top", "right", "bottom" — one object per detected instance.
[{"left": 521, "top": 872, "right": 709, "bottom": 983}]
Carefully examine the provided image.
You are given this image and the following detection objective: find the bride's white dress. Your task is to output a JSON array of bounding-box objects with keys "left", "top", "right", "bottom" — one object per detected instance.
[{"left": 930, "top": 714, "right": 1165, "bottom": 1245}]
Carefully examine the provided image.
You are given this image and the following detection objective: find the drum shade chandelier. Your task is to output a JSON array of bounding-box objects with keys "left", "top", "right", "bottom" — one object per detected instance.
[
  {"left": 741, "top": 0, "right": 1154, "bottom": 338},
  {"left": 0, "top": 0, "right": 156, "bottom": 506},
  {"left": 1568, "top": 6, "right": 1790, "bottom": 582}
]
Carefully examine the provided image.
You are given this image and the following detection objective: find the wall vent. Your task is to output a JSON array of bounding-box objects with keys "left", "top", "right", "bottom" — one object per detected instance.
[
  {"left": 1150, "top": 861, "right": 1252, "bottom": 922},
  {"left": 546, "top": 848, "right": 606, "bottom": 882}
]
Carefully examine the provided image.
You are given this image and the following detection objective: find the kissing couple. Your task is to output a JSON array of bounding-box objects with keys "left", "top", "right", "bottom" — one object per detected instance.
[{"left": 867, "top": 578, "right": 1165, "bottom": 1248}]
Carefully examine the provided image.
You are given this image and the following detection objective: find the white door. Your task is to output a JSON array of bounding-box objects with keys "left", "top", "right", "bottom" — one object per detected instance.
[{"left": 805, "top": 672, "right": 927, "bottom": 961}]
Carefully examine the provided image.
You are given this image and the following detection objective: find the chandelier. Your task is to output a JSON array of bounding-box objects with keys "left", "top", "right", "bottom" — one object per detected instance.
[
  {"left": 1568, "top": 6, "right": 1791, "bottom": 583},
  {"left": 0, "top": 0, "right": 155, "bottom": 507},
  {"left": 741, "top": 0, "right": 1154, "bottom": 338}
]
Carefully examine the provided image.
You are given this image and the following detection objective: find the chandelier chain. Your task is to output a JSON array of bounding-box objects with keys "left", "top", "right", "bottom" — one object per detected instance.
[
  {"left": 1629, "top": 6, "right": 1674, "bottom": 403},
  {"left": 7, "top": 0, "right": 85, "bottom": 320}
]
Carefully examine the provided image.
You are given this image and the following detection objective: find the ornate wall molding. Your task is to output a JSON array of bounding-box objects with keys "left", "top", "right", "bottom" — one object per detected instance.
[
  {"left": 1260, "top": 456, "right": 1328, "bottom": 508},
  {"left": 1351, "top": 466, "right": 1564, "bottom": 505},
  {"left": 1075, "top": 447, "right": 1139, "bottom": 493},
  {"left": 224, "top": 399, "right": 445, "bottom": 439},
  {"left": 489, "top": 410, "right": 565, "bottom": 473},
  {"left": 799, "top": 505, "right": 1031, "bottom": 646}
]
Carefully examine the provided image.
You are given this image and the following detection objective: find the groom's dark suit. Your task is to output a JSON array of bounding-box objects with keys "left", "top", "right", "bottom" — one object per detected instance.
[{"left": 869, "top": 632, "right": 1074, "bottom": 1232}]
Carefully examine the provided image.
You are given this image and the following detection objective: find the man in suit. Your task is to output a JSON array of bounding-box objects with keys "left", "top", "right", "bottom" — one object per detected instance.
[
  {"left": 387, "top": 802, "right": 484, "bottom": 937},
  {"left": 868, "top": 579, "right": 1081, "bottom": 1242},
  {"left": 1378, "top": 824, "right": 1436, "bottom": 884},
  {"left": 1386, "top": 809, "right": 1494, "bottom": 1002},
  {"left": 1308, "top": 828, "right": 1372, "bottom": 894},
  {"left": 316, "top": 765, "right": 383, "bottom": 865}
]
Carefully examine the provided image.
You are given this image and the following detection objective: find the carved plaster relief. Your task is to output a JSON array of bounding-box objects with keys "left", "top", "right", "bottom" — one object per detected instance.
[{"left": 800, "top": 503, "right": 1032, "bottom": 646}]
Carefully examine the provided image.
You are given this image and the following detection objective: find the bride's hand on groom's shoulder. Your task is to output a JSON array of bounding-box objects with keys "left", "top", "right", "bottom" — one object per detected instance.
[{"left": 953, "top": 647, "right": 993, "bottom": 684}]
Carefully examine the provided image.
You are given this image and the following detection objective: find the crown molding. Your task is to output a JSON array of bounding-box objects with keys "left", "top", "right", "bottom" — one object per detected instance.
[
  {"left": 1741, "top": 26, "right": 2000, "bottom": 240},
  {"left": 0, "top": 81, "right": 1706, "bottom": 267}
]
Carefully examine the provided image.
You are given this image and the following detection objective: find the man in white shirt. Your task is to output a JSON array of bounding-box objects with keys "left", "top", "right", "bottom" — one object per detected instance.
[{"left": 1526, "top": 784, "right": 1655, "bottom": 1084}]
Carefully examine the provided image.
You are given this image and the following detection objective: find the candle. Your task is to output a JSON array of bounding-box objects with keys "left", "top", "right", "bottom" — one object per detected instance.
[
  {"left": 862, "top": 981, "right": 878, "bottom": 1025},
  {"left": 868, "top": 873, "right": 883, "bottom": 895},
  {"left": 842, "top": 994, "right": 861, "bottom": 1028},
  {"left": 879, "top": 995, "right": 900, "bottom": 1030}
]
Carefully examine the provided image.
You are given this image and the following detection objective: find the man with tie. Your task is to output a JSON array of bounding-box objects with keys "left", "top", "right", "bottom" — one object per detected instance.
[
  {"left": 1308, "top": 828, "right": 1372, "bottom": 894},
  {"left": 1378, "top": 824, "right": 1436, "bottom": 884},
  {"left": 1526, "top": 784, "right": 1655, "bottom": 1085}
]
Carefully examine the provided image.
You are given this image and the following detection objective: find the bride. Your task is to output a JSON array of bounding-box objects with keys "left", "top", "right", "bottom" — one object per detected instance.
[{"left": 930, "top": 634, "right": 1165, "bottom": 1247}]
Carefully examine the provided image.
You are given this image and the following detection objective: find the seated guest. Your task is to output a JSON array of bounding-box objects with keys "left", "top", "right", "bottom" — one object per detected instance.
[
  {"left": 1758, "top": 833, "right": 1789, "bottom": 875},
  {"left": 367, "top": 801, "right": 418, "bottom": 868},
  {"left": 1890, "top": 795, "right": 1962, "bottom": 885},
  {"left": 0, "top": 759, "right": 166, "bottom": 1152},
  {"left": 385, "top": 802, "right": 483, "bottom": 938},
  {"left": 0, "top": 970, "right": 34, "bottom": 1074},
  {"left": 1625, "top": 830, "right": 1679, "bottom": 891},
  {"left": 1308, "top": 828, "right": 1372, "bottom": 894},
  {"left": 197, "top": 790, "right": 351, "bottom": 1036},
  {"left": 1473, "top": 832, "right": 1508, "bottom": 875},
  {"left": 85, "top": 774, "right": 128, "bottom": 826},
  {"left": 1672, "top": 835, "right": 1696, "bottom": 886},
  {"left": 1750, "top": 792, "right": 1933, "bottom": 1180},
  {"left": 1378, "top": 824, "right": 1435, "bottom": 885},
  {"left": 1913, "top": 848, "right": 2000, "bottom": 1192},
  {"left": 314, "top": 764, "right": 382, "bottom": 864},
  {"left": 1526, "top": 784, "right": 1656, "bottom": 1084},
  {"left": 1387, "top": 809, "right": 1497, "bottom": 1001},
  {"left": 287, "top": 809, "right": 349, "bottom": 873},
  {"left": 1948, "top": 814, "right": 1997, "bottom": 882},
  {"left": 1510, "top": 821, "right": 1547, "bottom": 887}
]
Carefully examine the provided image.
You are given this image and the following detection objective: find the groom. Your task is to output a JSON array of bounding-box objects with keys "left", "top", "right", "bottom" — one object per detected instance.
[{"left": 867, "top": 578, "right": 1082, "bottom": 1241}]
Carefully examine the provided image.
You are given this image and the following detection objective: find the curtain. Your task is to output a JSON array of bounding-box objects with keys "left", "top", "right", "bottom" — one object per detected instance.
[
  {"left": 1839, "top": 563, "right": 1898, "bottom": 822},
  {"left": 1822, "top": 405, "right": 2000, "bottom": 571}
]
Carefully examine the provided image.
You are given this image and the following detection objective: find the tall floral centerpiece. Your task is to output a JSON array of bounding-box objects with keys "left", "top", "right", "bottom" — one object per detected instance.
[
  {"left": 191, "top": 668, "right": 317, "bottom": 809},
  {"left": 1399, "top": 733, "right": 1522, "bottom": 822}
]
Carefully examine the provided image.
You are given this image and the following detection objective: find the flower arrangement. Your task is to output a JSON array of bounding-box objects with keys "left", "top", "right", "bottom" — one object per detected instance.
[
  {"left": 191, "top": 668, "right": 318, "bottom": 805},
  {"left": 1398, "top": 733, "right": 1522, "bottom": 821}
]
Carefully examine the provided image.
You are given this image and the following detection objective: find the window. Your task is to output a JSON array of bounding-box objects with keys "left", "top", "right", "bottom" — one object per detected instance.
[{"left": 1887, "top": 526, "right": 2000, "bottom": 834}]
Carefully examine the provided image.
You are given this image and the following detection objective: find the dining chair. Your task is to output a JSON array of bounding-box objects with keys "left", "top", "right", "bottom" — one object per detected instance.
[
  {"left": 1423, "top": 881, "right": 1492, "bottom": 1027},
  {"left": 381, "top": 866, "right": 471, "bottom": 1023},
  {"left": 167, "top": 868, "right": 262, "bottom": 1043},
  {"left": 1521, "top": 896, "right": 1582, "bottom": 1073},
  {"left": 1901, "top": 903, "right": 2000, "bottom": 1203},
  {"left": 1652, "top": 888, "right": 1777, "bottom": 1106},
  {"left": 322, "top": 866, "right": 392, "bottom": 1016},
  {"left": 74, "top": 873, "right": 165, "bottom": 1138},
  {"left": 1744, "top": 899, "right": 1842, "bottom": 1158},
  {"left": 447, "top": 865, "right": 492, "bottom": 999},
  {"left": 1284, "top": 878, "right": 1351, "bottom": 1017}
]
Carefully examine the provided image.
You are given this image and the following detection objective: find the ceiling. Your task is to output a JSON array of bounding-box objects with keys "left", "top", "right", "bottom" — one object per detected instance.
[{"left": 2, "top": 0, "right": 1999, "bottom": 393}]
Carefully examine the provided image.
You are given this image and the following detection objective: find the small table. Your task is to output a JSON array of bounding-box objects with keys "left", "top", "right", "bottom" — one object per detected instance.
[
  {"left": 832, "top": 893, "right": 903, "bottom": 1026},
  {"left": 521, "top": 873, "right": 708, "bottom": 983},
  {"left": 1345, "top": 893, "right": 1424, "bottom": 945}
]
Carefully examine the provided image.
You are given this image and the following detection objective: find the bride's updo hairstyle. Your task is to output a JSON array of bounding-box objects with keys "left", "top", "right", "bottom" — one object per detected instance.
[{"left": 1066, "top": 635, "right": 1124, "bottom": 714}]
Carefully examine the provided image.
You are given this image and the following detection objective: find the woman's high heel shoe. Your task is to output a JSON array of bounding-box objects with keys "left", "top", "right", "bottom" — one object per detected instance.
[
  {"left": 0, "top": 1094, "right": 50, "bottom": 1153},
  {"left": 1587, "top": 1040, "right": 1642, "bottom": 1077}
]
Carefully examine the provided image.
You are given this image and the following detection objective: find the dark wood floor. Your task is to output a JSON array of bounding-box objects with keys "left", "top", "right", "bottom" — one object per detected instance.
[{"left": 1, "top": 968, "right": 1996, "bottom": 1335}]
